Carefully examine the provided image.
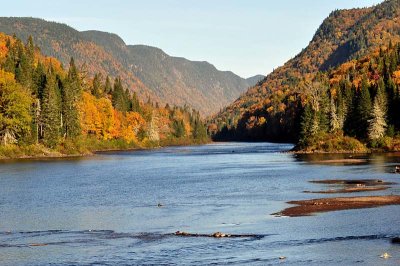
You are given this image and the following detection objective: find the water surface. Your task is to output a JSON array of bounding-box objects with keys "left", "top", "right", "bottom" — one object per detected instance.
[{"left": 0, "top": 143, "right": 399, "bottom": 265}]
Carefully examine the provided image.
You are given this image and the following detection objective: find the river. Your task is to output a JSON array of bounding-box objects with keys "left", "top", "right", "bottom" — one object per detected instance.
[{"left": 0, "top": 142, "right": 399, "bottom": 265}]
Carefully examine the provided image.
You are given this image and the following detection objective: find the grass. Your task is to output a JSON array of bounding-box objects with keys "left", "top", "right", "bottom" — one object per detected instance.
[{"left": 297, "top": 133, "right": 368, "bottom": 153}]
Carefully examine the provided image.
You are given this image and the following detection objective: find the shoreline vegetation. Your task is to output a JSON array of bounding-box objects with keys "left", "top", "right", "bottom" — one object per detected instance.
[{"left": 0, "top": 137, "right": 210, "bottom": 160}]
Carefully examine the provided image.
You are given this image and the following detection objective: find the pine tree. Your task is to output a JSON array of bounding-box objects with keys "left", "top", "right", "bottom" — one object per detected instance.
[
  {"left": 104, "top": 76, "right": 112, "bottom": 95},
  {"left": 172, "top": 119, "right": 185, "bottom": 138},
  {"left": 92, "top": 73, "right": 102, "bottom": 98},
  {"left": 62, "top": 58, "right": 82, "bottom": 139},
  {"left": 329, "top": 97, "right": 340, "bottom": 132},
  {"left": 368, "top": 81, "right": 387, "bottom": 141},
  {"left": 299, "top": 104, "right": 314, "bottom": 147},
  {"left": 41, "top": 72, "right": 61, "bottom": 147},
  {"left": 131, "top": 92, "right": 141, "bottom": 113},
  {"left": 111, "top": 77, "right": 129, "bottom": 112},
  {"left": 368, "top": 100, "right": 387, "bottom": 141},
  {"left": 356, "top": 76, "right": 372, "bottom": 138}
]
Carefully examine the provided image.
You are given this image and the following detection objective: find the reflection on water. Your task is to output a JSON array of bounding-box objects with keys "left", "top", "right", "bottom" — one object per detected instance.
[{"left": 0, "top": 142, "right": 399, "bottom": 265}]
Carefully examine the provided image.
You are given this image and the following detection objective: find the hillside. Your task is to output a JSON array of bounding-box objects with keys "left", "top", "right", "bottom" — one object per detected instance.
[
  {"left": 210, "top": 0, "right": 400, "bottom": 142},
  {"left": 0, "top": 17, "right": 259, "bottom": 116}
]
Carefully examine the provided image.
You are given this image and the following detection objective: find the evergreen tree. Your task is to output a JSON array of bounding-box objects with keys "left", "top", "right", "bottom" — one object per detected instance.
[
  {"left": 172, "top": 119, "right": 185, "bottom": 138},
  {"left": 355, "top": 76, "right": 372, "bottom": 138},
  {"left": 62, "top": 58, "right": 82, "bottom": 139},
  {"left": 92, "top": 73, "right": 102, "bottom": 98},
  {"left": 41, "top": 72, "right": 61, "bottom": 147},
  {"left": 368, "top": 98, "right": 387, "bottom": 141},
  {"left": 329, "top": 97, "right": 340, "bottom": 132},
  {"left": 299, "top": 104, "right": 315, "bottom": 147},
  {"left": 111, "top": 77, "right": 129, "bottom": 112},
  {"left": 104, "top": 75, "right": 112, "bottom": 95},
  {"left": 131, "top": 92, "right": 141, "bottom": 113},
  {"left": 192, "top": 119, "right": 207, "bottom": 140}
]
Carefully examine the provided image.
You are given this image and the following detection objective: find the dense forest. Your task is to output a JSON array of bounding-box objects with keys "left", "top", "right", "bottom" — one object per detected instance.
[
  {"left": 210, "top": 0, "right": 400, "bottom": 152},
  {"left": 0, "top": 33, "right": 208, "bottom": 158},
  {"left": 298, "top": 42, "right": 400, "bottom": 151}
]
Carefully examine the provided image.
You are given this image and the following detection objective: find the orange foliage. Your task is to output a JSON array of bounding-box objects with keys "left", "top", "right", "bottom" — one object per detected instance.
[{"left": 393, "top": 70, "right": 400, "bottom": 85}]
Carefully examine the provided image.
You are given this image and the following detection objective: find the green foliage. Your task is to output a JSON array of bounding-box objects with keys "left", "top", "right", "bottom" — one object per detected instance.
[
  {"left": 62, "top": 58, "right": 82, "bottom": 138},
  {"left": 111, "top": 77, "right": 130, "bottom": 112},
  {"left": 41, "top": 72, "right": 62, "bottom": 148},
  {"left": 172, "top": 119, "right": 185, "bottom": 138},
  {"left": 0, "top": 75, "right": 33, "bottom": 145}
]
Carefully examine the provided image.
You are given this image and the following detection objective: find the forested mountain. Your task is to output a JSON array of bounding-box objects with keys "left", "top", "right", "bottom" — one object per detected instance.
[
  {"left": 0, "top": 17, "right": 258, "bottom": 115},
  {"left": 0, "top": 33, "right": 208, "bottom": 157},
  {"left": 210, "top": 0, "right": 400, "bottom": 148}
]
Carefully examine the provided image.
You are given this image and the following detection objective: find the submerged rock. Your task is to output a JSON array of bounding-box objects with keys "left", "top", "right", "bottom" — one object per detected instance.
[
  {"left": 212, "top": 232, "right": 230, "bottom": 238},
  {"left": 174, "top": 231, "right": 256, "bottom": 238}
]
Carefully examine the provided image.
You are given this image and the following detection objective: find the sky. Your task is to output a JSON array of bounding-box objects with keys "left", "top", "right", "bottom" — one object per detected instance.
[{"left": 0, "top": 0, "right": 383, "bottom": 78}]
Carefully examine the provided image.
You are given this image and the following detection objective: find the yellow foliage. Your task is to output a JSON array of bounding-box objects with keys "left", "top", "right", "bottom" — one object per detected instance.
[{"left": 393, "top": 70, "right": 400, "bottom": 85}]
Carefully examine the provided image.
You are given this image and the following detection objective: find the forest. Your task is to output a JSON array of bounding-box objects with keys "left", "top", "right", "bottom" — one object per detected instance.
[
  {"left": 0, "top": 33, "right": 208, "bottom": 158},
  {"left": 213, "top": 42, "right": 400, "bottom": 152},
  {"left": 297, "top": 42, "right": 400, "bottom": 152},
  {"left": 210, "top": 0, "right": 400, "bottom": 152}
]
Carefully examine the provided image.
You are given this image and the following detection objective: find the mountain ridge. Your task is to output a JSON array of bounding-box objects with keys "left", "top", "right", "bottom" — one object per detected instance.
[{"left": 0, "top": 17, "right": 263, "bottom": 115}]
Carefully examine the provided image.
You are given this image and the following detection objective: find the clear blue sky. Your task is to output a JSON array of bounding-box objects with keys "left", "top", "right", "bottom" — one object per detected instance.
[{"left": 0, "top": 0, "right": 382, "bottom": 78}]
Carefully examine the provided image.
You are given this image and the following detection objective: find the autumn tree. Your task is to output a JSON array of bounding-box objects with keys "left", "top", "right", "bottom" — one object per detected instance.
[
  {"left": 368, "top": 80, "right": 388, "bottom": 142},
  {"left": 0, "top": 70, "right": 32, "bottom": 145}
]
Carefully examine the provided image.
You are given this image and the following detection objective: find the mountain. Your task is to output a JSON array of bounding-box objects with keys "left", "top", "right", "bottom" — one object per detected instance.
[
  {"left": 126, "top": 44, "right": 255, "bottom": 115},
  {"left": 246, "top": 75, "right": 265, "bottom": 86},
  {"left": 211, "top": 0, "right": 400, "bottom": 142},
  {"left": 0, "top": 17, "right": 259, "bottom": 116}
]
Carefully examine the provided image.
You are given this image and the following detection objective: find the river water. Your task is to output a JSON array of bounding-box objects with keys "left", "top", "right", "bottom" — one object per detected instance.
[{"left": 0, "top": 142, "right": 399, "bottom": 265}]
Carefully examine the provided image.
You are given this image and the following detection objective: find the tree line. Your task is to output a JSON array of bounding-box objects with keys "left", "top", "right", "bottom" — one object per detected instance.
[{"left": 0, "top": 34, "right": 208, "bottom": 152}]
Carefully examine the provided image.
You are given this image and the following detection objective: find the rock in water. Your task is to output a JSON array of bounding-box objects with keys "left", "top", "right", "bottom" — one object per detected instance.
[
  {"left": 380, "top": 252, "right": 391, "bottom": 259},
  {"left": 392, "top": 237, "right": 400, "bottom": 244}
]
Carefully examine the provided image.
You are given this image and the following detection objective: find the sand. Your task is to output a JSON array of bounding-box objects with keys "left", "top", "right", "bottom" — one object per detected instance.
[{"left": 273, "top": 195, "right": 400, "bottom": 217}]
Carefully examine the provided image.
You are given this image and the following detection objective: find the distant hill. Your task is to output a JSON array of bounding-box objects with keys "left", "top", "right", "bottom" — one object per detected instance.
[
  {"left": 211, "top": 0, "right": 400, "bottom": 142},
  {"left": 246, "top": 75, "right": 265, "bottom": 86},
  {"left": 0, "top": 17, "right": 259, "bottom": 115}
]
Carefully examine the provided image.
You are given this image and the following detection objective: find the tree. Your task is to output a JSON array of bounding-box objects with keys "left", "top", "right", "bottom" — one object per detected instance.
[
  {"left": 104, "top": 75, "right": 112, "bottom": 95},
  {"left": 368, "top": 100, "right": 387, "bottom": 141},
  {"left": 131, "top": 92, "right": 141, "bottom": 113},
  {"left": 299, "top": 104, "right": 315, "bottom": 147},
  {"left": 329, "top": 97, "right": 340, "bottom": 132},
  {"left": 356, "top": 76, "right": 372, "bottom": 138},
  {"left": 368, "top": 80, "right": 388, "bottom": 141},
  {"left": 62, "top": 58, "right": 82, "bottom": 139},
  {"left": 172, "top": 118, "right": 185, "bottom": 138},
  {"left": 41, "top": 71, "right": 61, "bottom": 147},
  {"left": 0, "top": 70, "right": 33, "bottom": 145},
  {"left": 91, "top": 73, "right": 102, "bottom": 98},
  {"left": 111, "top": 77, "right": 130, "bottom": 112}
]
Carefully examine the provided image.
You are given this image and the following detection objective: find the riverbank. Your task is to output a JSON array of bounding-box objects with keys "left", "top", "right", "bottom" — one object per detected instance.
[
  {"left": 0, "top": 137, "right": 211, "bottom": 160},
  {"left": 293, "top": 134, "right": 400, "bottom": 154}
]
